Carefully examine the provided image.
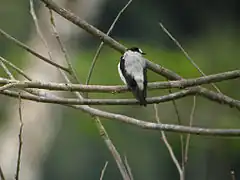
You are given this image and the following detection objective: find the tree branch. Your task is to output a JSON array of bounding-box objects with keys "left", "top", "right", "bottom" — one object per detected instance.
[
  {"left": 1, "top": 88, "right": 239, "bottom": 136},
  {"left": 74, "top": 104, "right": 240, "bottom": 137},
  {"left": 86, "top": 0, "right": 132, "bottom": 85},
  {"left": 39, "top": 0, "right": 184, "bottom": 80},
  {"left": 159, "top": 22, "right": 221, "bottom": 93},
  {"left": 15, "top": 94, "right": 23, "bottom": 180},
  {"left": 0, "top": 28, "right": 70, "bottom": 73},
  {"left": 0, "top": 69, "right": 239, "bottom": 92}
]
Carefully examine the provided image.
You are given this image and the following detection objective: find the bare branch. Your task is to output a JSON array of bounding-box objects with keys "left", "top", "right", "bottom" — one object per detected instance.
[
  {"left": 167, "top": 88, "right": 184, "bottom": 171},
  {"left": 0, "top": 87, "right": 238, "bottom": 136},
  {"left": 100, "top": 161, "right": 108, "bottom": 180},
  {"left": 124, "top": 156, "right": 134, "bottom": 180},
  {"left": 30, "top": 0, "right": 69, "bottom": 76},
  {"left": 40, "top": 0, "right": 126, "bottom": 53},
  {"left": 184, "top": 96, "right": 196, "bottom": 164},
  {"left": 0, "top": 87, "right": 239, "bottom": 110},
  {"left": 86, "top": 0, "right": 132, "bottom": 85},
  {"left": 48, "top": 9, "right": 80, "bottom": 83},
  {"left": 0, "top": 58, "right": 14, "bottom": 80},
  {"left": 75, "top": 104, "right": 240, "bottom": 136},
  {"left": 0, "top": 56, "right": 32, "bottom": 81},
  {"left": 0, "top": 69, "right": 239, "bottom": 92},
  {"left": 153, "top": 104, "right": 184, "bottom": 180},
  {"left": 0, "top": 83, "right": 18, "bottom": 91},
  {"left": 40, "top": 8, "right": 130, "bottom": 178},
  {"left": 95, "top": 117, "right": 131, "bottom": 180},
  {"left": 15, "top": 94, "right": 24, "bottom": 180},
  {"left": 39, "top": 0, "right": 184, "bottom": 80},
  {"left": 159, "top": 22, "right": 221, "bottom": 93},
  {"left": 0, "top": 28, "right": 69, "bottom": 73}
]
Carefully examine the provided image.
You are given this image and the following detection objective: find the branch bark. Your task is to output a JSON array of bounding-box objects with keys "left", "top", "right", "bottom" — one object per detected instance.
[{"left": 0, "top": 69, "right": 239, "bottom": 92}]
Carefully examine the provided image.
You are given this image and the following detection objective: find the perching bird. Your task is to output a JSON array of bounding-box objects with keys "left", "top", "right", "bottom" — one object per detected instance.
[{"left": 118, "top": 47, "right": 148, "bottom": 106}]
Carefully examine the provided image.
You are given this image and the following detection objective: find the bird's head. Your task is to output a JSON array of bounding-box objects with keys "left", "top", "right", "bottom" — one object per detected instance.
[{"left": 127, "top": 47, "right": 146, "bottom": 55}]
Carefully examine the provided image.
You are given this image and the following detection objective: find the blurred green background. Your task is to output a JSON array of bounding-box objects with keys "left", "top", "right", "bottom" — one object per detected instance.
[{"left": 0, "top": 0, "right": 240, "bottom": 179}]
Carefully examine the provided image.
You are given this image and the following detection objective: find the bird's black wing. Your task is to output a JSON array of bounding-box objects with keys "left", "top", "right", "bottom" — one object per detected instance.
[{"left": 143, "top": 66, "right": 147, "bottom": 100}]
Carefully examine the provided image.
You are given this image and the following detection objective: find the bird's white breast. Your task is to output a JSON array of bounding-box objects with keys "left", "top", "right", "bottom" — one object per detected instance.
[{"left": 118, "top": 62, "right": 127, "bottom": 84}]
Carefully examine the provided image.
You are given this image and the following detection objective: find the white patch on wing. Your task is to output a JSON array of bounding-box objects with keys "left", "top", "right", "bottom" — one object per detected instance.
[
  {"left": 118, "top": 62, "right": 127, "bottom": 84},
  {"left": 138, "top": 48, "right": 143, "bottom": 54}
]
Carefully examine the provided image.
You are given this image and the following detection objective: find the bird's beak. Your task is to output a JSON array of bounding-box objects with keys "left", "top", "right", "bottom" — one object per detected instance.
[{"left": 142, "top": 52, "right": 146, "bottom": 55}]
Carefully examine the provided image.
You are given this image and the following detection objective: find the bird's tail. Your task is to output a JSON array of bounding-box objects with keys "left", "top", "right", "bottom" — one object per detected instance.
[{"left": 133, "top": 87, "right": 147, "bottom": 106}]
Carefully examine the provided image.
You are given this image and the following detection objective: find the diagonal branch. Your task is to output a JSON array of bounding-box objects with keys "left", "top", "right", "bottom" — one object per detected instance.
[
  {"left": 99, "top": 161, "right": 108, "bottom": 180},
  {"left": 86, "top": 0, "right": 132, "bottom": 85},
  {"left": 0, "top": 28, "right": 70, "bottom": 73},
  {"left": 0, "top": 56, "right": 32, "bottom": 81},
  {"left": 154, "top": 104, "right": 184, "bottom": 180},
  {"left": 159, "top": 22, "right": 221, "bottom": 93},
  {"left": 48, "top": 9, "right": 80, "bottom": 83},
  {"left": 40, "top": 0, "right": 182, "bottom": 80},
  {"left": 95, "top": 117, "right": 131, "bottom": 180}
]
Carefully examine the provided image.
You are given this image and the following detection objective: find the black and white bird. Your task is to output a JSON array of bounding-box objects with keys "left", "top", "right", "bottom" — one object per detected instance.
[{"left": 118, "top": 47, "right": 148, "bottom": 106}]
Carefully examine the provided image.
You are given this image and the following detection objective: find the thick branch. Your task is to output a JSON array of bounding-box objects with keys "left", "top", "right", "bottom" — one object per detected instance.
[
  {"left": 0, "top": 88, "right": 194, "bottom": 105},
  {"left": 76, "top": 104, "right": 240, "bottom": 137},
  {"left": 0, "top": 69, "right": 239, "bottom": 92},
  {"left": 0, "top": 87, "right": 239, "bottom": 136},
  {"left": 1, "top": 89, "right": 239, "bottom": 136},
  {"left": 40, "top": 0, "right": 183, "bottom": 80},
  {"left": 1, "top": 88, "right": 239, "bottom": 110}
]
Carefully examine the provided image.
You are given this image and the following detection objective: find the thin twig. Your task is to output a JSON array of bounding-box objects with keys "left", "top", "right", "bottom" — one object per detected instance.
[
  {"left": 30, "top": 0, "right": 56, "bottom": 67},
  {"left": 124, "top": 155, "right": 134, "bottom": 180},
  {"left": 39, "top": 0, "right": 183, "bottom": 80},
  {"left": 40, "top": 0, "right": 126, "bottom": 53},
  {"left": 95, "top": 117, "right": 130, "bottom": 180},
  {"left": 0, "top": 28, "right": 69, "bottom": 73},
  {"left": 184, "top": 96, "right": 196, "bottom": 164},
  {"left": 35, "top": 6, "right": 130, "bottom": 179},
  {"left": 15, "top": 93, "right": 24, "bottom": 180},
  {"left": 0, "top": 56, "right": 32, "bottom": 81},
  {"left": 159, "top": 22, "right": 221, "bottom": 93},
  {"left": 0, "top": 56, "right": 44, "bottom": 97},
  {"left": 0, "top": 83, "right": 17, "bottom": 91},
  {"left": 86, "top": 0, "right": 132, "bottom": 85},
  {"left": 31, "top": 0, "right": 83, "bottom": 98},
  {"left": 0, "top": 87, "right": 238, "bottom": 136},
  {"left": 0, "top": 165, "right": 5, "bottom": 180},
  {"left": 168, "top": 88, "right": 184, "bottom": 172},
  {"left": 0, "top": 59, "right": 14, "bottom": 80},
  {"left": 153, "top": 104, "right": 184, "bottom": 180},
  {"left": 48, "top": 9, "right": 80, "bottom": 83},
  {"left": 52, "top": 98, "right": 240, "bottom": 136},
  {"left": 100, "top": 161, "right": 108, "bottom": 180}
]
